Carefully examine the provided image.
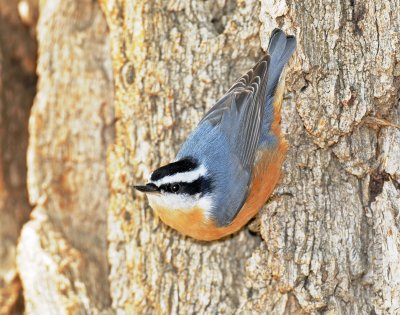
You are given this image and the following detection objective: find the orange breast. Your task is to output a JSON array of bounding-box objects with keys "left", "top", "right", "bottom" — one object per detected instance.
[
  {"left": 153, "top": 139, "right": 287, "bottom": 241},
  {"left": 154, "top": 80, "right": 288, "bottom": 241}
]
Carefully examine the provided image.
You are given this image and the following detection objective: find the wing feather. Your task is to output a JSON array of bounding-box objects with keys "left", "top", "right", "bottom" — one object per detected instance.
[{"left": 199, "top": 55, "right": 270, "bottom": 172}]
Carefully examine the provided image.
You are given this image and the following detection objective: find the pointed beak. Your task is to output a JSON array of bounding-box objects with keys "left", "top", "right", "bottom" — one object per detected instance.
[{"left": 133, "top": 183, "right": 159, "bottom": 194}]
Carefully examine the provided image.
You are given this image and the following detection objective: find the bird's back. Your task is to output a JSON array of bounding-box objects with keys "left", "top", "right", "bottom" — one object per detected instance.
[{"left": 177, "top": 29, "right": 296, "bottom": 230}]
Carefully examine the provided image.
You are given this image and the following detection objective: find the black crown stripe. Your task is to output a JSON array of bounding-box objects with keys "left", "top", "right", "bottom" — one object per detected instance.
[{"left": 150, "top": 157, "right": 199, "bottom": 181}]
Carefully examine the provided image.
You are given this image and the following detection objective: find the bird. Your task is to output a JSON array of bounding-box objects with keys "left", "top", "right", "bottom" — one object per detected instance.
[{"left": 133, "top": 29, "right": 296, "bottom": 241}]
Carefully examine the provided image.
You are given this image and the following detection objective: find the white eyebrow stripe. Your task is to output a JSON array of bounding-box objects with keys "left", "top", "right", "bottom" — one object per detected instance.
[{"left": 150, "top": 165, "right": 207, "bottom": 186}]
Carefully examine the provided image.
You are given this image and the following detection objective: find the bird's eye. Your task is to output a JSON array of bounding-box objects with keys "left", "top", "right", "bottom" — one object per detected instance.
[{"left": 171, "top": 184, "right": 180, "bottom": 193}]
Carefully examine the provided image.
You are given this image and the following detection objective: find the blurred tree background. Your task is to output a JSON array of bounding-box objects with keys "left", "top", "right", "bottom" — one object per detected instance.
[
  {"left": 1, "top": 0, "right": 400, "bottom": 314},
  {"left": 0, "top": 0, "right": 36, "bottom": 313}
]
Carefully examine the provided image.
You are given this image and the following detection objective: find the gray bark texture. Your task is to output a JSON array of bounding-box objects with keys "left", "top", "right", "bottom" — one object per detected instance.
[{"left": 6, "top": 0, "right": 400, "bottom": 314}]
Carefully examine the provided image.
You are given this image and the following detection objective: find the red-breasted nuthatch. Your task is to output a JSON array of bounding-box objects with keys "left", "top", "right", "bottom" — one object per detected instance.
[{"left": 134, "top": 29, "right": 296, "bottom": 241}]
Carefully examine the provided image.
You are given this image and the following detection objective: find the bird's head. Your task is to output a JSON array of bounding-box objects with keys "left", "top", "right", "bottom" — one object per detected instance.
[{"left": 133, "top": 157, "right": 214, "bottom": 216}]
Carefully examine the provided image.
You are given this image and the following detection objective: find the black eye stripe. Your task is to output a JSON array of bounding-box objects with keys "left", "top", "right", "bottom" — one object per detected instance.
[{"left": 160, "top": 177, "right": 213, "bottom": 195}]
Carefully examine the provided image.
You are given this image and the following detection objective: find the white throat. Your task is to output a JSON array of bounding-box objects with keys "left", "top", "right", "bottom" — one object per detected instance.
[{"left": 147, "top": 193, "right": 214, "bottom": 217}]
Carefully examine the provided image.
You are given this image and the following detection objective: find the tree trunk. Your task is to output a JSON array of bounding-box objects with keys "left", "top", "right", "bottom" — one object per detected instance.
[
  {"left": 16, "top": 0, "right": 114, "bottom": 314},
  {"left": 101, "top": 0, "right": 400, "bottom": 313},
  {"left": 14, "top": 0, "right": 400, "bottom": 314},
  {"left": 0, "top": 1, "right": 37, "bottom": 313}
]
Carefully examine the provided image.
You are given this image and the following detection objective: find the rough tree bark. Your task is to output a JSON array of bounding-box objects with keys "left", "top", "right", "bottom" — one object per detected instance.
[
  {"left": 101, "top": 0, "right": 263, "bottom": 313},
  {"left": 16, "top": 0, "right": 114, "bottom": 314},
  {"left": 0, "top": 1, "right": 37, "bottom": 313},
  {"left": 101, "top": 0, "right": 400, "bottom": 314},
  {"left": 14, "top": 0, "right": 400, "bottom": 314}
]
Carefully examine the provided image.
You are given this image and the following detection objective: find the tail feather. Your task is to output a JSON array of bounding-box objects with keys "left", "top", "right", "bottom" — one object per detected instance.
[
  {"left": 266, "top": 29, "right": 296, "bottom": 98},
  {"left": 259, "top": 29, "right": 296, "bottom": 147}
]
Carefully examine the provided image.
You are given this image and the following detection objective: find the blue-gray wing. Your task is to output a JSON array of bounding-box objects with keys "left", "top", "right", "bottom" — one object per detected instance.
[
  {"left": 178, "top": 56, "right": 270, "bottom": 226},
  {"left": 186, "top": 56, "right": 271, "bottom": 226},
  {"left": 199, "top": 55, "right": 270, "bottom": 173},
  {"left": 178, "top": 31, "right": 295, "bottom": 227}
]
